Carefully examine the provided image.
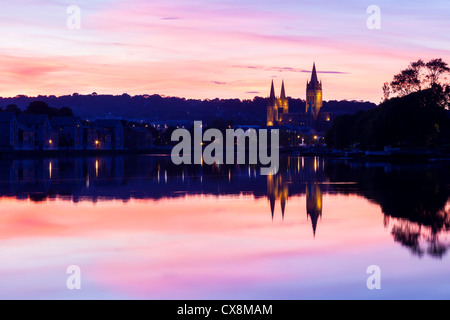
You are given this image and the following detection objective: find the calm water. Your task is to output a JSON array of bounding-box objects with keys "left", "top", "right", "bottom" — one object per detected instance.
[{"left": 0, "top": 155, "right": 449, "bottom": 299}]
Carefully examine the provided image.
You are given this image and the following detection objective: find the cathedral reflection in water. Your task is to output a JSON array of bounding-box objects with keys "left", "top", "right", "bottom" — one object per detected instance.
[
  {"left": 0, "top": 154, "right": 449, "bottom": 257},
  {"left": 267, "top": 156, "right": 324, "bottom": 236}
]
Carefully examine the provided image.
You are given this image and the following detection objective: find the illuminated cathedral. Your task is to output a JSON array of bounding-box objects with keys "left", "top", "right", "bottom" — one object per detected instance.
[
  {"left": 266, "top": 80, "right": 289, "bottom": 126},
  {"left": 267, "top": 63, "right": 323, "bottom": 128}
]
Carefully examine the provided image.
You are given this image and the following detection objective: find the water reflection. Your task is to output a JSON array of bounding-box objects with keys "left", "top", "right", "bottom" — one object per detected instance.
[
  {"left": 266, "top": 157, "right": 326, "bottom": 236},
  {"left": 267, "top": 174, "right": 288, "bottom": 220},
  {"left": 325, "top": 160, "right": 450, "bottom": 259},
  {"left": 0, "top": 155, "right": 449, "bottom": 258},
  {"left": 306, "top": 182, "right": 323, "bottom": 237}
]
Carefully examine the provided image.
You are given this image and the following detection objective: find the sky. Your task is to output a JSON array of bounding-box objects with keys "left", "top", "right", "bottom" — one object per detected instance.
[{"left": 0, "top": 0, "right": 449, "bottom": 103}]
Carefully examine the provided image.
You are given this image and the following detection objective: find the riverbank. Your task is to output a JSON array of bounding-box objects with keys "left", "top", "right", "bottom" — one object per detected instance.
[
  {"left": 2, "top": 145, "right": 450, "bottom": 162},
  {"left": 281, "top": 146, "right": 450, "bottom": 161},
  {"left": 0, "top": 146, "right": 174, "bottom": 159}
]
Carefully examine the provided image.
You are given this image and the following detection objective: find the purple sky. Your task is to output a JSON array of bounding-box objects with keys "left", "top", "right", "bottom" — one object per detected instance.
[{"left": 0, "top": 0, "right": 449, "bottom": 102}]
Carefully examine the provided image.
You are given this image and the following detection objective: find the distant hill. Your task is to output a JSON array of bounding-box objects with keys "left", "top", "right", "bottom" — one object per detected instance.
[{"left": 0, "top": 94, "right": 377, "bottom": 125}]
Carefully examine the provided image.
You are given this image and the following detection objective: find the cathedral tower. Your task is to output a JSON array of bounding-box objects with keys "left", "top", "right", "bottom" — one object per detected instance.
[
  {"left": 279, "top": 80, "right": 289, "bottom": 117},
  {"left": 306, "top": 63, "right": 323, "bottom": 121},
  {"left": 267, "top": 80, "right": 289, "bottom": 126},
  {"left": 267, "top": 80, "right": 277, "bottom": 126}
]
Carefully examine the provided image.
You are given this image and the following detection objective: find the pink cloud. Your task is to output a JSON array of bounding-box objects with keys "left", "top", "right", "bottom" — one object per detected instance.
[{"left": 0, "top": 1, "right": 448, "bottom": 102}]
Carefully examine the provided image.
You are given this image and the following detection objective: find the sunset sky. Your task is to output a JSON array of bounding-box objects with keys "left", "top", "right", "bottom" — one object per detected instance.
[{"left": 0, "top": 0, "right": 449, "bottom": 103}]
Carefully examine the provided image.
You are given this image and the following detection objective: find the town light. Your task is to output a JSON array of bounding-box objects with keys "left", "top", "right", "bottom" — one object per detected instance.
[{"left": 95, "top": 140, "right": 99, "bottom": 145}]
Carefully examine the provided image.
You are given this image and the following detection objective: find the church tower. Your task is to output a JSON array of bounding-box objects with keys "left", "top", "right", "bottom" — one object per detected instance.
[
  {"left": 267, "top": 80, "right": 289, "bottom": 126},
  {"left": 267, "top": 80, "right": 277, "bottom": 126},
  {"left": 306, "top": 63, "right": 323, "bottom": 121},
  {"left": 279, "top": 80, "right": 289, "bottom": 117}
]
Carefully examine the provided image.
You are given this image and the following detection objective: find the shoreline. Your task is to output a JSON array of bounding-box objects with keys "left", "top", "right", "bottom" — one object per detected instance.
[
  {"left": 1, "top": 146, "right": 449, "bottom": 163},
  {"left": 0, "top": 147, "right": 174, "bottom": 159},
  {"left": 281, "top": 146, "right": 450, "bottom": 162}
]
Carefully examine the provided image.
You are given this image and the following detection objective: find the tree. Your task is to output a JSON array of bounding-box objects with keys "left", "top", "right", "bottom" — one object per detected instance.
[
  {"left": 326, "top": 89, "right": 450, "bottom": 149},
  {"left": 426, "top": 58, "right": 450, "bottom": 87},
  {"left": 5, "top": 104, "right": 22, "bottom": 115},
  {"left": 26, "top": 101, "right": 56, "bottom": 116},
  {"left": 26, "top": 101, "right": 75, "bottom": 117},
  {"left": 390, "top": 59, "right": 424, "bottom": 96},
  {"left": 387, "top": 58, "right": 449, "bottom": 98},
  {"left": 382, "top": 82, "right": 390, "bottom": 102},
  {"left": 58, "top": 107, "right": 74, "bottom": 117}
]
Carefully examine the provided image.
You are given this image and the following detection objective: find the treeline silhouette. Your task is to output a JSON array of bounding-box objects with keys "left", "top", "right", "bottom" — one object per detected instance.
[
  {"left": 0, "top": 94, "right": 375, "bottom": 124},
  {"left": 326, "top": 58, "right": 450, "bottom": 149},
  {"left": 1, "top": 100, "right": 74, "bottom": 117}
]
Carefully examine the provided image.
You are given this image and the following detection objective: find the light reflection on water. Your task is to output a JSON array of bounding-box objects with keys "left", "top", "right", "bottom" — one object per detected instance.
[{"left": 0, "top": 155, "right": 449, "bottom": 299}]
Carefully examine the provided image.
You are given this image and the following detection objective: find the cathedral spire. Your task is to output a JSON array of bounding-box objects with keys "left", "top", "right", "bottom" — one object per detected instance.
[
  {"left": 281, "top": 196, "right": 286, "bottom": 220},
  {"left": 310, "top": 62, "right": 319, "bottom": 84},
  {"left": 270, "top": 79, "right": 276, "bottom": 101},
  {"left": 270, "top": 196, "right": 275, "bottom": 220},
  {"left": 280, "top": 80, "right": 286, "bottom": 100}
]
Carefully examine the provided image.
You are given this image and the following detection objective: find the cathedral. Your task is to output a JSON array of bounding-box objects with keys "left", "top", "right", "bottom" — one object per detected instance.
[
  {"left": 267, "top": 63, "right": 323, "bottom": 128},
  {"left": 266, "top": 80, "right": 289, "bottom": 126}
]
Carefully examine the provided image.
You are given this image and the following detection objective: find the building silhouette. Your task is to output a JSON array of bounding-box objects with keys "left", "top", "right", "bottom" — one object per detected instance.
[
  {"left": 50, "top": 117, "right": 84, "bottom": 150},
  {"left": 17, "top": 114, "right": 53, "bottom": 150},
  {"left": 0, "top": 112, "right": 19, "bottom": 151}
]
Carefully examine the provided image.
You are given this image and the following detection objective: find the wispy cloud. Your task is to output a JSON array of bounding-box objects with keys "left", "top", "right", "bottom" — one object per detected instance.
[
  {"left": 0, "top": 0, "right": 448, "bottom": 102},
  {"left": 211, "top": 81, "right": 228, "bottom": 85},
  {"left": 233, "top": 65, "right": 349, "bottom": 74}
]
